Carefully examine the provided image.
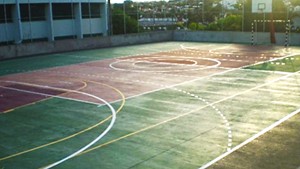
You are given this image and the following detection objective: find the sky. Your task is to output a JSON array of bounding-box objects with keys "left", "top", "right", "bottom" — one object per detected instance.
[{"left": 111, "top": 0, "right": 237, "bottom": 5}]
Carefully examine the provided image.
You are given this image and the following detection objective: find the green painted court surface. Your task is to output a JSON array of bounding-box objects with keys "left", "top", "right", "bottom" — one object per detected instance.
[{"left": 0, "top": 42, "right": 300, "bottom": 169}]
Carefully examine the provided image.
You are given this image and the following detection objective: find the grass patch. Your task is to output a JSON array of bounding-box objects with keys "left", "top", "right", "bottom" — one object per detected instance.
[
  {"left": 210, "top": 112, "right": 300, "bottom": 169},
  {"left": 245, "top": 55, "right": 300, "bottom": 72}
]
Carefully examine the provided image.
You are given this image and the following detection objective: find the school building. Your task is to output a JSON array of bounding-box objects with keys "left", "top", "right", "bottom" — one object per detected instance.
[{"left": 0, "top": 0, "right": 108, "bottom": 45}]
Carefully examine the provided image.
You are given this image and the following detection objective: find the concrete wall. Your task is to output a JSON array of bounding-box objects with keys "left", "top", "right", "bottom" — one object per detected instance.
[
  {"left": 173, "top": 30, "right": 300, "bottom": 46},
  {"left": 1, "top": 30, "right": 299, "bottom": 60},
  {"left": 174, "top": 31, "right": 251, "bottom": 44},
  {"left": 110, "top": 31, "right": 173, "bottom": 46},
  {"left": 0, "top": 31, "right": 173, "bottom": 60}
]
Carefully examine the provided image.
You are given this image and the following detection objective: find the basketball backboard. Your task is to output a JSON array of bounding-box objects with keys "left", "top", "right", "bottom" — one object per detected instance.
[{"left": 252, "top": 0, "right": 272, "bottom": 13}]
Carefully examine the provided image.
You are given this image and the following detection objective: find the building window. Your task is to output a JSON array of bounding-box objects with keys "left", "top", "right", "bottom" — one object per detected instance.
[
  {"left": 82, "top": 3, "right": 101, "bottom": 19},
  {"left": 20, "top": 4, "right": 46, "bottom": 22},
  {"left": 52, "top": 3, "right": 75, "bottom": 20},
  {"left": 0, "top": 4, "right": 13, "bottom": 23}
]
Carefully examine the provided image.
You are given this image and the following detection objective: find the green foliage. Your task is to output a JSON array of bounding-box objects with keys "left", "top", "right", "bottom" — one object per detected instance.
[
  {"left": 186, "top": 0, "right": 222, "bottom": 24},
  {"left": 188, "top": 22, "right": 198, "bottom": 30},
  {"left": 112, "top": 8, "right": 138, "bottom": 35},
  {"left": 290, "top": 0, "right": 300, "bottom": 6},
  {"left": 246, "top": 55, "right": 300, "bottom": 72},
  {"left": 220, "top": 15, "right": 242, "bottom": 31},
  {"left": 110, "top": 0, "right": 300, "bottom": 33},
  {"left": 206, "top": 22, "right": 220, "bottom": 31},
  {"left": 188, "top": 22, "right": 205, "bottom": 31},
  {"left": 188, "top": 15, "right": 242, "bottom": 31}
]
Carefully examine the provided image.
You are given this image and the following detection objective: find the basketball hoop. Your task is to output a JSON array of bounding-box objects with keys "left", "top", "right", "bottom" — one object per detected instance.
[
  {"left": 258, "top": 3, "right": 266, "bottom": 11},
  {"left": 257, "top": 3, "right": 265, "bottom": 14},
  {"left": 252, "top": 0, "right": 272, "bottom": 13}
]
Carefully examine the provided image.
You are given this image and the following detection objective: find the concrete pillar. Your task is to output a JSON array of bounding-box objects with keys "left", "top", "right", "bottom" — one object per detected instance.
[
  {"left": 74, "top": 3, "right": 83, "bottom": 39},
  {"left": 102, "top": 3, "right": 108, "bottom": 36},
  {"left": 13, "top": 0, "right": 23, "bottom": 44},
  {"left": 45, "top": 2, "right": 54, "bottom": 41}
]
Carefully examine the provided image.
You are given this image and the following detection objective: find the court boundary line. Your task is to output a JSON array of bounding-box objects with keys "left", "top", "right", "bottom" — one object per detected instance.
[
  {"left": 1, "top": 43, "right": 299, "bottom": 168},
  {"left": 0, "top": 48, "right": 296, "bottom": 82},
  {"left": 199, "top": 107, "right": 300, "bottom": 169},
  {"left": 72, "top": 49, "right": 300, "bottom": 164},
  {"left": 74, "top": 68, "right": 300, "bottom": 159},
  {"left": 33, "top": 51, "right": 299, "bottom": 118},
  {"left": 31, "top": 66, "right": 292, "bottom": 98},
  {"left": 3, "top": 50, "right": 271, "bottom": 164},
  {"left": 0, "top": 66, "right": 267, "bottom": 161}
]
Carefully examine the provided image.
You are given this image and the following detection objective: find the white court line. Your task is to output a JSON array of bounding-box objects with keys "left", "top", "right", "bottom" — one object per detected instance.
[
  {"left": 109, "top": 57, "right": 221, "bottom": 73},
  {"left": 0, "top": 81, "right": 116, "bottom": 169},
  {"left": 173, "top": 87, "right": 233, "bottom": 151},
  {"left": 199, "top": 107, "right": 300, "bottom": 169},
  {"left": 61, "top": 62, "right": 296, "bottom": 110},
  {"left": 4, "top": 67, "right": 235, "bottom": 112},
  {"left": 180, "top": 44, "right": 232, "bottom": 53},
  {"left": 3, "top": 44, "right": 299, "bottom": 167},
  {"left": 109, "top": 69, "right": 300, "bottom": 166},
  {"left": 131, "top": 59, "right": 198, "bottom": 68},
  {"left": 197, "top": 77, "right": 300, "bottom": 168},
  {"left": 0, "top": 85, "right": 101, "bottom": 107},
  {"left": 100, "top": 63, "right": 299, "bottom": 154}
]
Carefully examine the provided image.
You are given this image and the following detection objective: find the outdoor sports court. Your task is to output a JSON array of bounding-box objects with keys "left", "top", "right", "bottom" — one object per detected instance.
[{"left": 0, "top": 42, "right": 300, "bottom": 169}]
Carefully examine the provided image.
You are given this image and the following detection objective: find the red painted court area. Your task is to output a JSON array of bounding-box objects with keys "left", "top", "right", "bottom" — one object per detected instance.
[
  {"left": 0, "top": 83, "right": 66, "bottom": 112},
  {"left": 1, "top": 43, "right": 300, "bottom": 169},
  {"left": 0, "top": 44, "right": 286, "bottom": 113}
]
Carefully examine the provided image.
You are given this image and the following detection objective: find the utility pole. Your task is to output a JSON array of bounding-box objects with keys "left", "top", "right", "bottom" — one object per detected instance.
[
  {"left": 202, "top": 0, "right": 204, "bottom": 23},
  {"left": 242, "top": 0, "right": 245, "bottom": 32},
  {"left": 108, "top": 0, "right": 112, "bottom": 35},
  {"left": 137, "top": 3, "right": 139, "bottom": 33},
  {"left": 123, "top": 1, "right": 126, "bottom": 34}
]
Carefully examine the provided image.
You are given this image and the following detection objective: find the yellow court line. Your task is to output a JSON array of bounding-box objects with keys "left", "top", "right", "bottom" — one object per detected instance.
[
  {"left": 1, "top": 81, "right": 88, "bottom": 114},
  {"left": 0, "top": 81, "right": 125, "bottom": 161},
  {"left": 77, "top": 104, "right": 209, "bottom": 156},
  {"left": 75, "top": 68, "right": 300, "bottom": 157}
]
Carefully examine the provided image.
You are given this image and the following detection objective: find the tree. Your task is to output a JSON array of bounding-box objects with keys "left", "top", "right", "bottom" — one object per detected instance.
[
  {"left": 290, "top": 0, "right": 300, "bottom": 6},
  {"left": 112, "top": 8, "right": 138, "bottom": 35},
  {"left": 188, "top": 22, "right": 205, "bottom": 30},
  {"left": 204, "top": 14, "right": 242, "bottom": 31},
  {"left": 203, "top": 0, "right": 222, "bottom": 23},
  {"left": 221, "top": 14, "right": 242, "bottom": 31},
  {"left": 185, "top": 0, "right": 222, "bottom": 25}
]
